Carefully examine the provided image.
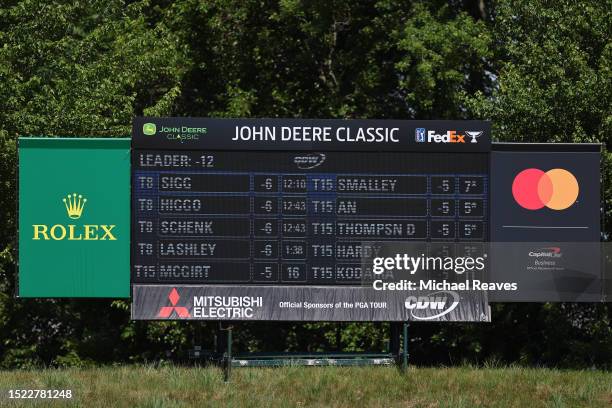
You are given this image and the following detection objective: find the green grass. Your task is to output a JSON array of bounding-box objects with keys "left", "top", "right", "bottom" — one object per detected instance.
[{"left": 0, "top": 365, "right": 610, "bottom": 407}]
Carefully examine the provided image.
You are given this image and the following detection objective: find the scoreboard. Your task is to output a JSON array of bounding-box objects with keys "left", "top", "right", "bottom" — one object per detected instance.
[
  {"left": 131, "top": 118, "right": 492, "bottom": 321},
  {"left": 16, "top": 119, "right": 605, "bottom": 308},
  {"left": 132, "top": 150, "right": 488, "bottom": 285},
  {"left": 17, "top": 118, "right": 603, "bottom": 312}
]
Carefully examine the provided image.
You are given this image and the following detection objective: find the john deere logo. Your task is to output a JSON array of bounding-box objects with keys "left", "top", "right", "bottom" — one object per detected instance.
[
  {"left": 143, "top": 122, "right": 157, "bottom": 135},
  {"left": 63, "top": 193, "right": 86, "bottom": 219},
  {"left": 32, "top": 193, "right": 117, "bottom": 241}
]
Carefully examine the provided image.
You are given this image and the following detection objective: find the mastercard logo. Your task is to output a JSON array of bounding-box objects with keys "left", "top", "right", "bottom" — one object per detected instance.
[{"left": 512, "top": 168, "right": 579, "bottom": 210}]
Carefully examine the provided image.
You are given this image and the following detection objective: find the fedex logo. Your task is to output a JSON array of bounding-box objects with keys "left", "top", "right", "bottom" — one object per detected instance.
[{"left": 427, "top": 130, "right": 465, "bottom": 143}]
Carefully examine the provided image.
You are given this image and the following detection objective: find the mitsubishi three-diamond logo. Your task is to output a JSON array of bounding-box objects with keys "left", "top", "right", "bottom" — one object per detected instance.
[{"left": 157, "top": 288, "right": 191, "bottom": 318}]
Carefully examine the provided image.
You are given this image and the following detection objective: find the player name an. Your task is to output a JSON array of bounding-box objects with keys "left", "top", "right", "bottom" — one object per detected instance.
[
  {"left": 159, "top": 242, "right": 216, "bottom": 256},
  {"left": 337, "top": 178, "right": 397, "bottom": 192},
  {"left": 139, "top": 153, "right": 190, "bottom": 167}
]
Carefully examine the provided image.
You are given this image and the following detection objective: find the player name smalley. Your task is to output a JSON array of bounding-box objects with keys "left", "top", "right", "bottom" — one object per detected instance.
[{"left": 336, "top": 178, "right": 398, "bottom": 192}]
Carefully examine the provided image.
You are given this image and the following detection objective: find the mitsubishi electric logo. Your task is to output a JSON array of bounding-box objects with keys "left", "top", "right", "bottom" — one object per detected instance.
[
  {"left": 157, "top": 288, "right": 191, "bottom": 318},
  {"left": 32, "top": 193, "right": 117, "bottom": 241},
  {"left": 405, "top": 291, "right": 460, "bottom": 320}
]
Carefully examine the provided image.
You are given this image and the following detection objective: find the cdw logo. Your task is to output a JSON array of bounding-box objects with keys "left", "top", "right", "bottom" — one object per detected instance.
[{"left": 405, "top": 291, "right": 460, "bottom": 320}]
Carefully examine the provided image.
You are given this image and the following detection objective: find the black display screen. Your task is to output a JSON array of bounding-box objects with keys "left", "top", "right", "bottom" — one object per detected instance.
[{"left": 131, "top": 150, "right": 488, "bottom": 285}]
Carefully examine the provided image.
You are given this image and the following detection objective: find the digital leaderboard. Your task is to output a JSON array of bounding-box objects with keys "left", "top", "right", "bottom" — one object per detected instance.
[{"left": 131, "top": 118, "right": 491, "bottom": 287}]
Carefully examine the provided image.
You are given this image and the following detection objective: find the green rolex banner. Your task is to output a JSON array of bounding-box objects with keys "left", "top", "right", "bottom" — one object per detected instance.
[{"left": 18, "top": 138, "right": 130, "bottom": 297}]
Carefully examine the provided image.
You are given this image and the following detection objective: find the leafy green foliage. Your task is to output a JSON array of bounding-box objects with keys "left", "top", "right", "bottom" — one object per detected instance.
[{"left": 0, "top": 0, "right": 610, "bottom": 368}]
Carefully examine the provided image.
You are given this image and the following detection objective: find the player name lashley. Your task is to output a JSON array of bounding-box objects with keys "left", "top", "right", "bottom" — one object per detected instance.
[
  {"left": 160, "top": 242, "right": 216, "bottom": 256},
  {"left": 372, "top": 279, "right": 518, "bottom": 291}
]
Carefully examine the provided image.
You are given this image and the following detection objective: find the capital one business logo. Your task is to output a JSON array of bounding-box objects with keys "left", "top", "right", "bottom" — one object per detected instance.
[{"left": 512, "top": 168, "right": 579, "bottom": 210}]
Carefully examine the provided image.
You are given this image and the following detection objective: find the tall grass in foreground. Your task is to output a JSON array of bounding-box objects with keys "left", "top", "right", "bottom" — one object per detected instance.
[{"left": 0, "top": 365, "right": 610, "bottom": 407}]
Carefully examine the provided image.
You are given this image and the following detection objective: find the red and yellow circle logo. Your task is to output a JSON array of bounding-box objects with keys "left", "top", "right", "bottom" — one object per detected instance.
[{"left": 512, "top": 168, "right": 579, "bottom": 210}]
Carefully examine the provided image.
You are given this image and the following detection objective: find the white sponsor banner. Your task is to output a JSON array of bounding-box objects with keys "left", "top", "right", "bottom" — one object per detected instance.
[{"left": 131, "top": 285, "right": 490, "bottom": 322}]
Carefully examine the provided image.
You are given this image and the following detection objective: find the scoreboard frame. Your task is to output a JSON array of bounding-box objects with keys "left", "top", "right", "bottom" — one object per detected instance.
[{"left": 130, "top": 118, "right": 492, "bottom": 321}]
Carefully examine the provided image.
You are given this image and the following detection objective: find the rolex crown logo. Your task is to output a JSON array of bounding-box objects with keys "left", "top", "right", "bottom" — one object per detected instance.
[
  {"left": 32, "top": 193, "right": 116, "bottom": 241},
  {"left": 63, "top": 193, "right": 87, "bottom": 219}
]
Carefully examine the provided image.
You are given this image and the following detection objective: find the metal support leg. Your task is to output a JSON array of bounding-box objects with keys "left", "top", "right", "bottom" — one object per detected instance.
[
  {"left": 390, "top": 322, "right": 401, "bottom": 361},
  {"left": 219, "top": 322, "right": 233, "bottom": 382},
  {"left": 402, "top": 322, "right": 408, "bottom": 372},
  {"left": 224, "top": 327, "right": 232, "bottom": 382}
]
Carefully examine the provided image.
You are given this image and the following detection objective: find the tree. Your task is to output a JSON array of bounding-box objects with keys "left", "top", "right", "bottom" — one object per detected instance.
[
  {"left": 0, "top": 0, "right": 609, "bottom": 368},
  {"left": 0, "top": 0, "right": 186, "bottom": 367},
  {"left": 464, "top": 0, "right": 612, "bottom": 368}
]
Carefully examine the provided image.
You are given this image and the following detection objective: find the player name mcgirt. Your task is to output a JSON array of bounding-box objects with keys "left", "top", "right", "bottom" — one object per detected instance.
[{"left": 32, "top": 224, "right": 117, "bottom": 240}]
